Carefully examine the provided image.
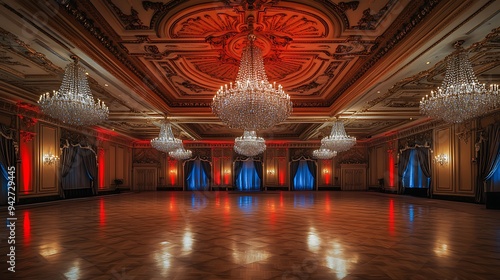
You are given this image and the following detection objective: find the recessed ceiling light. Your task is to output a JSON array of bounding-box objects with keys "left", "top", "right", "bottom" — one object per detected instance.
[
  {"left": 377, "top": 91, "right": 380, "bottom": 93},
  {"left": 85, "top": 72, "right": 89, "bottom": 75},
  {"left": 409, "top": 117, "right": 413, "bottom": 120},
  {"left": 104, "top": 84, "right": 108, "bottom": 87},
  {"left": 426, "top": 61, "right": 430, "bottom": 64}
]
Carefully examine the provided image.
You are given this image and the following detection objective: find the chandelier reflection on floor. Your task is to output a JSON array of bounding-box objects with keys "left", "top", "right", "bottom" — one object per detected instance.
[
  {"left": 321, "top": 118, "right": 356, "bottom": 152},
  {"left": 38, "top": 55, "right": 108, "bottom": 126},
  {"left": 313, "top": 145, "right": 337, "bottom": 160},
  {"left": 420, "top": 42, "right": 500, "bottom": 123},
  {"left": 212, "top": 33, "right": 292, "bottom": 131},
  {"left": 234, "top": 131, "right": 266, "bottom": 157},
  {"left": 169, "top": 146, "right": 192, "bottom": 160},
  {"left": 150, "top": 121, "right": 183, "bottom": 153}
]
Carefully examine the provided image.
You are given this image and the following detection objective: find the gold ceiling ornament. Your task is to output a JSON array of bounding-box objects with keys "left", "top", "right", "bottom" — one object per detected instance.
[
  {"left": 150, "top": 121, "right": 183, "bottom": 153},
  {"left": 420, "top": 41, "right": 500, "bottom": 123},
  {"left": 234, "top": 130, "right": 266, "bottom": 157},
  {"left": 38, "top": 55, "right": 108, "bottom": 126},
  {"left": 211, "top": 33, "right": 292, "bottom": 131},
  {"left": 321, "top": 118, "right": 356, "bottom": 152}
]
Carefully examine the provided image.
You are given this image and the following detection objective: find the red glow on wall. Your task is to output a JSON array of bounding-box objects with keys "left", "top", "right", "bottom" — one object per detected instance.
[
  {"left": 98, "top": 149, "right": 105, "bottom": 189},
  {"left": 389, "top": 199, "right": 395, "bottom": 236},
  {"left": 99, "top": 199, "right": 106, "bottom": 227},
  {"left": 389, "top": 154, "right": 395, "bottom": 186},
  {"left": 223, "top": 172, "right": 230, "bottom": 185},
  {"left": 20, "top": 141, "right": 31, "bottom": 193},
  {"left": 279, "top": 170, "right": 285, "bottom": 186},
  {"left": 169, "top": 160, "right": 177, "bottom": 186},
  {"left": 214, "top": 170, "right": 221, "bottom": 185},
  {"left": 323, "top": 170, "right": 331, "bottom": 185},
  {"left": 23, "top": 211, "right": 31, "bottom": 245}
]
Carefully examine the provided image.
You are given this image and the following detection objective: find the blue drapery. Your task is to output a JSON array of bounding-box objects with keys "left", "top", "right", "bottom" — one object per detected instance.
[
  {"left": 402, "top": 150, "right": 430, "bottom": 188},
  {"left": 293, "top": 160, "right": 315, "bottom": 190},
  {"left": 186, "top": 160, "right": 209, "bottom": 191},
  {"left": 236, "top": 160, "right": 261, "bottom": 191}
]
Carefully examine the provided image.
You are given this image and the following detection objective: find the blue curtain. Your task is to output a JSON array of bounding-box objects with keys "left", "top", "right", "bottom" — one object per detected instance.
[
  {"left": 236, "top": 160, "right": 260, "bottom": 191},
  {"left": 293, "top": 160, "right": 315, "bottom": 190},
  {"left": 402, "top": 150, "right": 430, "bottom": 188},
  {"left": 186, "top": 160, "right": 209, "bottom": 191}
]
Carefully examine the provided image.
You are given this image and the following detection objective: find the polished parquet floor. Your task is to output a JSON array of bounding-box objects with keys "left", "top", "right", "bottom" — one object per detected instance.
[{"left": 1, "top": 191, "right": 500, "bottom": 279}]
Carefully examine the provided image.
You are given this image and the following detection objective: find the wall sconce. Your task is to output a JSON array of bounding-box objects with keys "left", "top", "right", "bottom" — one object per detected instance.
[
  {"left": 224, "top": 169, "right": 231, "bottom": 175},
  {"left": 323, "top": 169, "right": 330, "bottom": 174},
  {"left": 267, "top": 169, "right": 275, "bottom": 176},
  {"left": 43, "top": 153, "right": 59, "bottom": 165},
  {"left": 434, "top": 154, "right": 448, "bottom": 166},
  {"left": 169, "top": 169, "right": 177, "bottom": 175}
]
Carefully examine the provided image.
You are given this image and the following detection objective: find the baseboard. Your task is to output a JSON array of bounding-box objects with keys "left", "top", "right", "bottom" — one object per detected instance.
[{"left": 431, "top": 194, "right": 476, "bottom": 204}]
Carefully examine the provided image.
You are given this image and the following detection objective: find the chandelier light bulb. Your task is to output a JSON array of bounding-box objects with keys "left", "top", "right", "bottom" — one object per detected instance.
[
  {"left": 151, "top": 122, "right": 183, "bottom": 153},
  {"left": 38, "top": 56, "right": 109, "bottom": 126},
  {"left": 169, "top": 146, "right": 193, "bottom": 160},
  {"left": 321, "top": 119, "right": 356, "bottom": 152},
  {"left": 212, "top": 34, "right": 292, "bottom": 131},
  {"left": 420, "top": 47, "right": 500, "bottom": 123},
  {"left": 313, "top": 145, "right": 337, "bottom": 159},
  {"left": 234, "top": 130, "right": 266, "bottom": 157}
]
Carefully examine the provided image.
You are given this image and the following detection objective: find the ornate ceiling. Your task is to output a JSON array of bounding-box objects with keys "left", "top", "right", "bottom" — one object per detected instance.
[{"left": 0, "top": 0, "right": 498, "bottom": 143}]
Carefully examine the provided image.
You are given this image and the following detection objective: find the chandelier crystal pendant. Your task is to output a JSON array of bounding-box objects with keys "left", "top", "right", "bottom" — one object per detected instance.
[
  {"left": 150, "top": 122, "right": 183, "bottom": 153},
  {"left": 212, "top": 33, "right": 292, "bottom": 131},
  {"left": 234, "top": 130, "right": 266, "bottom": 157},
  {"left": 420, "top": 44, "right": 500, "bottom": 123},
  {"left": 321, "top": 119, "right": 356, "bottom": 152},
  {"left": 313, "top": 145, "right": 337, "bottom": 160},
  {"left": 38, "top": 55, "right": 109, "bottom": 126},
  {"left": 169, "top": 147, "right": 192, "bottom": 160}
]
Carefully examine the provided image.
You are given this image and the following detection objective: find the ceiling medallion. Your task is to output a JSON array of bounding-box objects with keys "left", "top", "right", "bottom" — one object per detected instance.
[
  {"left": 420, "top": 42, "right": 500, "bottom": 123},
  {"left": 38, "top": 56, "right": 108, "bottom": 126},
  {"left": 212, "top": 32, "right": 292, "bottom": 131}
]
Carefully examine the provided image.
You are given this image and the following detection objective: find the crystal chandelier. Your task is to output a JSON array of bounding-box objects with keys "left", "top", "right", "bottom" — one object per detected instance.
[
  {"left": 169, "top": 146, "right": 192, "bottom": 160},
  {"left": 234, "top": 130, "right": 266, "bottom": 157},
  {"left": 321, "top": 119, "right": 356, "bottom": 152},
  {"left": 38, "top": 55, "right": 108, "bottom": 126},
  {"left": 420, "top": 44, "right": 500, "bottom": 123},
  {"left": 313, "top": 145, "right": 337, "bottom": 160},
  {"left": 150, "top": 122, "right": 183, "bottom": 153},
  {"left": 212, "top": 33, "right": 292, "bottom": 131}
]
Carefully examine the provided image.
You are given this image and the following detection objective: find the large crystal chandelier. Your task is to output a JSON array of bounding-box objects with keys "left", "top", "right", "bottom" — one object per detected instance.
[
  {"left": 150, "top": 122, "right": 183, "bottom": 153},
  {"left": 234, "top": 130, "right": 266, "bottom": 157},
  {"left": 169, "top": 146, "right": 192, "bottom": 160},
  {"left": 313, "top": 145, "right": 337, "bottom": 160},
  {"left": 38, "top": 55, "right": 108, "bottom": 126},
  {"left": 420, "top": 44, "right": 500, "bottom": 123},
  {"left": 212, "top": 33, "right": 292, "bottom": 131},
  {"left": 321, "top": 119, "right": 356, "bottom": 152}
]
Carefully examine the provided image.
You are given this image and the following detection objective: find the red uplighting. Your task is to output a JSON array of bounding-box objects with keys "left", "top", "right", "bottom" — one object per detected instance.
[
  {"left": 323, "top": 170, "right": 331, "bottom": 185},
  {"left": 20, "top": 141, "right": 31, "bottom": 193},
  {"left": 279, "top": 169, "right": 285, "bottom": 186},
  {"left": 98, "top": 149, "right": 105, "bottom": 189},
  {"left": 23, "top": 211, "right": 31, "bottom": 245}
]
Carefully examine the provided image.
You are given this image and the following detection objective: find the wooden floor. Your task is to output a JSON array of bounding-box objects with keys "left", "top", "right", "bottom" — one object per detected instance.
[{"left": 2, "top": 191, "right": 500, "bottom": 279}]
